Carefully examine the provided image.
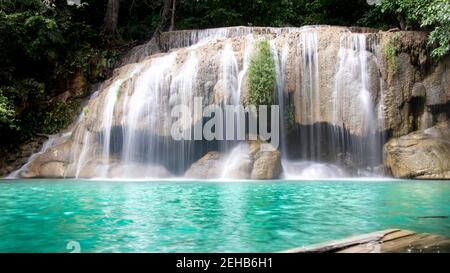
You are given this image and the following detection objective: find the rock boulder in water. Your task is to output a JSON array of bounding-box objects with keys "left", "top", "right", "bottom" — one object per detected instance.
[
  {"left": 384, "top": 121, "right": 450, "bottom": 179},
  {"left": 185, "top": 141, "right": 281, "bottom": 180},
  {"left": 184, "top": 151, "right": 225, "bottom": 179},
  {"left": 20, "top": 140, "right": 73, "bottom": 178},
  {"left": 249, "top": 141, "right": 282, "bottom": 180},
  {"left": 251, "top": 150, "right": 282, "bottom": 180}
]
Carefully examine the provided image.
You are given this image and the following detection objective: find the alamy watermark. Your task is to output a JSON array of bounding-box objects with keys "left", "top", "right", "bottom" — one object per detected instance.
[
  {"left": 66, "top": 240, "right": 81, "bottom": 253},
  {"left": 170, "top": 97, "right": 280, "bottom": 151}
]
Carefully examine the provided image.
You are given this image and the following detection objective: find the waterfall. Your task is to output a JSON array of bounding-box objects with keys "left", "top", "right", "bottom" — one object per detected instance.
[
  {"left": 220, "top": 36, "right": 255, "bottom": 178},
  {"left": 101, "top": 80, "right": 122, "bottom": 166},
  {"left": 332, "top": 33, "right": 383, "bottom": 172},
  {"left": 120, "top": 53, "right": 175, "bottom": 176},
  {"left": 282, "top": 30, "right": 384, "bottom": 178},
  {"left": 272, "top": 36, "right": 290, "bottom": 156},
  {"left": 75, "top": 132, "right": 91, "bottom": 178},
  {"left": 220, "top": 143, "right": 251, "bottom": 179},
  {"left": 9, "top": 26, "right": 387, "bottom": 179},
  {"left": 5, "top": 135, "right": 59, "bottom": 179},
  {"left": 298, "top": 31, "right": 321, "bottom": 160},
  {"left": 222, "top": 42, "right": 240, "bottom": 106}
]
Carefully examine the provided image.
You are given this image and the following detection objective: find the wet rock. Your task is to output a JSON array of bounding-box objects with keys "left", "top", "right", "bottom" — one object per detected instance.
[
  {"left": 384, "top": 121, "right": 450, "bottom": 179},
  {"left": 251, "top": 149, "right": 282, "bottom": 180},
  {"left": 185, "top": 141, "right": 281, "bottom": 180},
  {"left": 40, "top": 162, "right": 66, "bottom": 178},
  {"left": 248, "top": 141, "right": 282, "bottom": 180},
  {"left": 184, "top": 151, "right": 224, "bottom": 179}
]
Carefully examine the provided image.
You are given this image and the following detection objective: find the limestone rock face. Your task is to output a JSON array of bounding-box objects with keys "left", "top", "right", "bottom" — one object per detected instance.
[
  {"left": 379, "top": 32, "right": 450, "bottom": 136},
  {"left": 384, "top": 121, "right": 450, "bottom": 179},
  {"left": 40, "top": 162, "right": 66, "bottom": 178},
  {"left": 9, "top": 26, "right": 450, "bottom": 179},
  {"left": 20, "top": 140, "right": 73, "bottom": 178}
]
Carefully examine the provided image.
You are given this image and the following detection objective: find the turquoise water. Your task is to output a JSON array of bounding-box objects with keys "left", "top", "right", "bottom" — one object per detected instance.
[{"left": 0, "top": 179, "right": 448, "bottom": 253}]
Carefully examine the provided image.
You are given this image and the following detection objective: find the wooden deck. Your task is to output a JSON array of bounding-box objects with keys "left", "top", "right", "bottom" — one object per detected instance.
[{"left": 283, "top": 229, "right": 450, "bottom": 253}]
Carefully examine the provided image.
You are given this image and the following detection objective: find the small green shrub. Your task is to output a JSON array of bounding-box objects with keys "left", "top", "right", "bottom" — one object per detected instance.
[
  {"left": 247, "top": 39, "right": 276, "bottom": 107},
  {"left": 384, "top": 34, "right": 402, "bottom": 75},
  {"left": 82, "top": 106, "right": 90, "bottom": 117}
]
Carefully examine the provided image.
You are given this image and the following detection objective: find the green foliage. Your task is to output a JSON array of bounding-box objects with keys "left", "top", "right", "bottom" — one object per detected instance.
[
  {"left": 0, "top": 0, "right": 118, "bottom": 149},
  {"left": 247, "top": 39, "right": 276, "bottom": 107},
  {"left": 82, "top": 106, "right": 89, "bottom": 117},
  {"left": 176, "top": 0, "right": 372, "bottom": 29},
  {"left": 0, "top": 91, "right": 16, "bottom": 129},
  {"left": 377, "top": 0, "right": 450, "bottom": 58},
  {"left": 42, "top": 100, "right": 81, "bottom": 135},
  {"left": 384, "top": 34, "right": 402, "bottom": 75},
  {"left": 421, "top": 1, "right": 450, "bottom": 59}
]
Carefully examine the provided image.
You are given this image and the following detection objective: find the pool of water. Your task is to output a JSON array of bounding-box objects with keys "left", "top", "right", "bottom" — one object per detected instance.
[{"left": 0, "top": 179, "right": 448, "bottom": 253}]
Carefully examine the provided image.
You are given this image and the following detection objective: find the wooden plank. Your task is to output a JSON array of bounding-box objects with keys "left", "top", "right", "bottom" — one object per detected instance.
[
  {"left": 283, "top": 229, "right": 450, "bottom": 253},
  {"left": 282, "top": 229, "right": 400, "bottom": 253},
  {"left": 382, "top": 229, "right": 416, "bottom": 242},
  {"left": 337, "top": 242, "right": 382, "bottom": 253}
]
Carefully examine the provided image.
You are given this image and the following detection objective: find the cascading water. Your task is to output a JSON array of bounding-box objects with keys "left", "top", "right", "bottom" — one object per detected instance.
[
  {"left": 6, "top": 135, "right": 59, "bottom": 179},
  {"left": 280, "top": 29, "right": 384, "bottom": 178},
  {"left": 331, "top": 33, "right": 384, "bottom": 173},
  {"left": 220, "top": 143, "right": 251, "bottom": 179},
  {"left": 101, "top": 80, "right": 122, "bottom": 165},
  {"left": 10, "top": 26, "right": 386, "bottom": 179},
  {"left": 298, "top": 31, "right": 321, "bottom": 160},
  {"left": 220, "top": 36, "right": 256, "bottom": 179}
]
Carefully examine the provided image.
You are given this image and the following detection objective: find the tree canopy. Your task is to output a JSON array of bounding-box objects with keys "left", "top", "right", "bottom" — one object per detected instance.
[{"left": 377, "top": 0, "right": 450, "bottom": 58}]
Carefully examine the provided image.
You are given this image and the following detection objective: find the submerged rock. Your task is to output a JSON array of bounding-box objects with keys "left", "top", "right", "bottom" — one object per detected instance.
[{"left": 384, "top": 121, "right": 450, "bottom": 179}]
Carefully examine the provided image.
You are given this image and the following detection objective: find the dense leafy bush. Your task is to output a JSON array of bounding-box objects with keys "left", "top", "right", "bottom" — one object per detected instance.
[
  {"left": 0, "top": 91, "right": 16, "bottom": 129},
  {"left": 247, "top": 39, "right": 276, "bottom": 107},
  {"left": 377, "top": 0, "right": 450, "bottom": 58},
  {"left": 42, "top": 100, "right": 82, "bottom": 134},
  {"left": 0, "top": 0, "right": 115, "bottom": 149}
]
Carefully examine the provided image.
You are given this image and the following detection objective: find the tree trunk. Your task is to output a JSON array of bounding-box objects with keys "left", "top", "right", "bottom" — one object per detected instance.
[
  {"left": 169, "top": 0, "right": 176, "bottom": 31},
  {"left": 397, "top": 14, "right": 406, "bottom": 31},
  {"left": 103, "top": 0, "right": 121, "bottom": 37},
  {"left": 152, "top": 0, "right": 177, "bottom": 50},
  {"left": 158, "top": 0, "right": 175, "bottom": 32}
]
